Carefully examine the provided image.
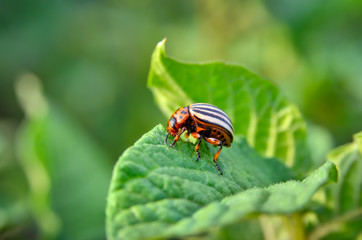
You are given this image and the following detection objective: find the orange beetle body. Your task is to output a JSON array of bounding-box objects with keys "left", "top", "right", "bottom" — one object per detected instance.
[{"left": 165, "top": 103, "right": 234, "bottom": 175}]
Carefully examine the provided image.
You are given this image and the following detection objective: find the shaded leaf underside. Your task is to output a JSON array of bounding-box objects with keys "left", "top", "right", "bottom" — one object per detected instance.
[{"left": 327, "top": 131, "right": 362, "bottom": 214}]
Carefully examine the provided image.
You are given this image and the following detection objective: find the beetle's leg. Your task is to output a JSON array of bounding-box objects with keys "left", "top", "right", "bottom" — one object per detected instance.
[
  {"left": 170, "top": 127, "right": 186, "bottom": 147},
  {"left": 183, "top": 130, "right": 191, "bottom": 142},
  {"left": 165, "top": 133, "right": 169, "bottom": 145},
  {"left": 204, "top": 138, "right": 224, "bottom": 175},
  {"left": 213, "top": 144, "right": 223, "bottom": 175},
  {"left": 191, "top": 132, "right": 202, "bottom": 161},
  {"left": 184, "top": 130, "right": 189, "bottom": 139},
  {"left": 195, "top": 138, "right": 203, "bottom": 161}
]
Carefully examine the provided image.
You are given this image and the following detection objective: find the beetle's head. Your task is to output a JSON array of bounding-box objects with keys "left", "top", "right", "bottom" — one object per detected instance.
[
  {"left": 166, "top": 106, "right": 189, "bottom": 137},
  {"left": 167, "top": 117, "right": 180, "bottom": 136}
]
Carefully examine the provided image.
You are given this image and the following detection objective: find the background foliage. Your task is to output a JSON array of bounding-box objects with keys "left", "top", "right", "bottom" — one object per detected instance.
[{"left": 0, "top": 0, "right": 361, "bottom": 239}]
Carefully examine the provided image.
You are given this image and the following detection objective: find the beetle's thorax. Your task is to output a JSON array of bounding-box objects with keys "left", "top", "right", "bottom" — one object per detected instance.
[
  {"left": 167, "top": 106, "right": 190, "bottom": 136},
  {"left": 174, "top": 106, "right": 190, "bottom": 124}
]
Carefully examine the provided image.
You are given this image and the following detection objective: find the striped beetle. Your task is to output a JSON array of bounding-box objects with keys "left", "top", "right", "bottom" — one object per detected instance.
[{"left": 165, "top": 103, "right": 234, "bottom": 175}]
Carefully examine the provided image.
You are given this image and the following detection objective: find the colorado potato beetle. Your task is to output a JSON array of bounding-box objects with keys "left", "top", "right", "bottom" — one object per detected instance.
[{"left": 165, "top": 103, "right": 234, "bottom": 175}]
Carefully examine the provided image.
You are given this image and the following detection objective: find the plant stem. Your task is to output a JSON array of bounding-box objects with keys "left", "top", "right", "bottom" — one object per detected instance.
[
  {"left": 308, "top": 208, "right": 362, "bottom": 240},
  {"left": 283, "top": 213, "right": 306, "bottom": 240}
]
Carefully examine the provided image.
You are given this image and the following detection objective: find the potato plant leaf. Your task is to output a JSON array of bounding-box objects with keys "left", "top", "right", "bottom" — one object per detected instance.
[
  {"left": 106, "top": 125, "right": 337, "bottom": 240},
  {"left": 327, "top": 131, "right": 362, "bottom": 214},
  {"left": 148, "top": 39, "right": 311, "bottom": 175},
  {"left": 307, "top": 132, "right": 361, "bottom": 240},
  {"left": 106, "top": 40, "right": 338, "bottom": 240}
]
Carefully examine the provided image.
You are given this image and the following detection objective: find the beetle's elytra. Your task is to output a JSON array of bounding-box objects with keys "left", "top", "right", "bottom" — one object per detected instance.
[{"left": 165, "top": 103, "right": 234, "bottom": 175}]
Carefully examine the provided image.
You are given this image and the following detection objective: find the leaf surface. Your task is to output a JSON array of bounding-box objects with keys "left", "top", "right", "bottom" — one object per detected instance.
[
  {"left": 106, "top": 40, "right": 337, "bottom": 240},
  {"left": 148, "top": 39, "right": 311, "bottom": 174},
  {"left": 327, "top": 131, "right": 362, "bottom": 214},
  {"left": 106, "top": 125, "right": 337, "bottom": 240},
  {"left": 307, "top": 132, "right": 361, "bottom": 240}
]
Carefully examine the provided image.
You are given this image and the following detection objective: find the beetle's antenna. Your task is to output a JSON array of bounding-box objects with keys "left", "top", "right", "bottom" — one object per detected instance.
[{"left": 165, "top": 133, "right": 169, "bottom": 145}]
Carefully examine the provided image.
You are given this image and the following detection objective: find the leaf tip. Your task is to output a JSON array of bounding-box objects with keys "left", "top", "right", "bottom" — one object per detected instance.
[
  {"left": 157, "top": 37, "right": 167, "bottom": 48},
  {"left": 147, "top": 38, "right": 168, "bottom": 88},
  {"left": 154, "top": 38, "right": 167, "bottom": 58}
]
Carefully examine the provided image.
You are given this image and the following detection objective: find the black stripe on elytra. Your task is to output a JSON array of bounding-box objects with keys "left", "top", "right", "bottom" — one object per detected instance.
[
  {"left": 193, "top": 113, "right": 234, "bottom": 139},
  {"left": 192, "top": 104, "right": 227, "bottom": 113},
  {"left": 192, "top": 105, "right": 233, "bottom": 127},
  {"left": 192, "top": 105, "right": 231, "bottom": 121},
  {"left": 192, "top": 109, "right": 233, "bottom": 132},
  {"left": 195, "top": 116, "right": 234, "bottom": 141}
]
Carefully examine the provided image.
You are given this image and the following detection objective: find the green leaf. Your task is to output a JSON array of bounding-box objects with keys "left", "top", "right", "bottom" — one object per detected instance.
[
  {"left": 15, "top": 74, "right": 112, "bottom": 239},
  {"left": 148, "top": 39, "right": 310, "bottom": 175},
  {"left": 106, "top": 125, "right": 337, "bottom": 240},
  {"left": 327, "top": 131, "right": 362, "bottom": 214},
  {"left": 307, "top": 132, "right": 362, "bottom": 240}
]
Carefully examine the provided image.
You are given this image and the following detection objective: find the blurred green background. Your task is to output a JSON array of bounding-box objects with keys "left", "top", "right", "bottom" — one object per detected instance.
[{"left": 0, "top": 0, "right": 361, "bottom": 239}]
